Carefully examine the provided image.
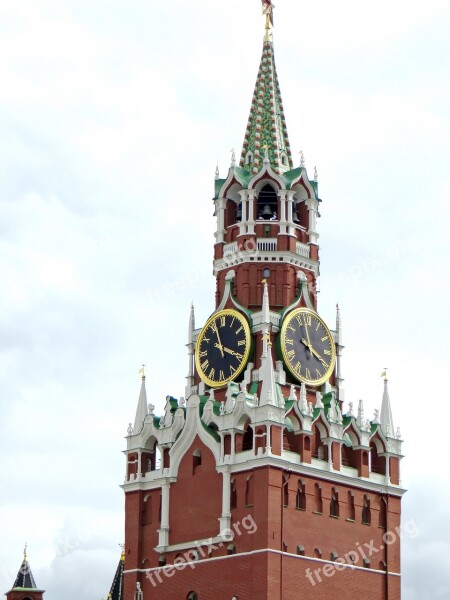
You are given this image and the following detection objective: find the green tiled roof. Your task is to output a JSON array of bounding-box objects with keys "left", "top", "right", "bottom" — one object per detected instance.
[{"left": 240, "top": 39, "right": 292, "bottom": 175}]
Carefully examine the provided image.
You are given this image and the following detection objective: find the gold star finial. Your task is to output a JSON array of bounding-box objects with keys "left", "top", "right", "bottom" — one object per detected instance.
[
  {"left": 139, "top": 364, "right": 146, "bottom": 379},
  {"left": 381, "top": 368, "right": 388, "bottom": 381},
  {"left": 23, "top": 543, "right": 27, "bottom": 560}
]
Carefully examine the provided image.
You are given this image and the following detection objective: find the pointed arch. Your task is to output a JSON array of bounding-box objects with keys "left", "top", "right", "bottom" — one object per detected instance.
[
  {"left": 296, "top": 479, "right": 306, "bottom": 511},
  {"left": 330, "top": 487, "right": 339, "bottom": 518},
  {"left": 314, "top": 483, "right": 323, "bottom": 513}
]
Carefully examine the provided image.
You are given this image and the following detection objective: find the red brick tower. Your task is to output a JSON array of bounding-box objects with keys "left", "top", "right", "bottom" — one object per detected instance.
[
  {"left": 122, "top": 6, "right": 405, "bottom": 600},
  {"left": 5, "top": 547, "right": 45, "bottom": 600}
]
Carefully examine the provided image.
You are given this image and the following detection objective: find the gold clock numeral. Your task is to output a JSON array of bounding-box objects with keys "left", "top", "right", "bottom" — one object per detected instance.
[
  {"left": 199, "top": 350, "right": 207, "bottom": 358},
  {"left": 321, "top": 335, "right": 328, "bottom": 342},
  {"left": 201, "top": 359, "right": 209, "bottom": 371},
  {"left": 209, "top": 368, "right": 216, "bottom": 379},
  {"left": 230, "top": 365, "right": 236, "bottom": 375},
  {"left": 305, "top": 368, "right": 311, "bottom": 380},
  {"left": 294, "top": 361, "right": 302, "bottom": 375},
  {"left": 296, "top": 315, "right": 303, "bottom": 326},
  {"left": 203, "top": 337, "right": 210, "bottom": 343},
  {"left": 315, "top": 321, "right": 320, "bottom": 331},
  {"left": 315, "top": 368, "right": 322, "bottom": 378},
  {"left": 219, "top": 370, "right": 225, "bottom": 381},
  {"left": 236, "top": 325, "right": 243, "bottom": 334},
  {"left": 220, "top": 316, "right": 226, "bottom": 327},
  {"left": 303, "top": 314, "right": 312, "bottom": 327},
  {"left": 286, "top": 349, "right": 295, "bottom": 360},
  {"left": 286, "top": 338, "right": 294, "bottom": 346},
  {"left": 324, "top": 349, "right": 331, "bottom": 356},
  {"left": 287, "top": 324, "right": 296, "bottom": 333},
  {"left": 237, "top": 339, "right": 246, "bottom": 346}
]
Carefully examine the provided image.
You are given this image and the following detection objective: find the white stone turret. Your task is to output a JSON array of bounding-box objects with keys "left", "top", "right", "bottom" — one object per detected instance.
[{"left": 185, "top": 303, "right": 196, "bottom": 398}]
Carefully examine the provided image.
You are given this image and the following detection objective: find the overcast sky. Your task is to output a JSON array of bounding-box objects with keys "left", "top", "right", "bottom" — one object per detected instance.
[{"left": 0, "top": 1, "right": 449, "bottom": 598}]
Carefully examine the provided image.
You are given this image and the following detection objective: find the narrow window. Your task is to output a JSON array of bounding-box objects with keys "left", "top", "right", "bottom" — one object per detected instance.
[
  {"left": 296, "top": 545, "right": 305, "bottom": 556},
  {"left": 330, "top": 550, "right": 338, "bottom": 562},
  {"left": 347, "top": 491, "right": 355, "bottom": 521},
  {"left": 230, "top": 478, "right": 237, "bottom": 510},
  {"left": 257, "top": 184, "right": 278, "bottom": 220},
  {"left": 187, "top": 593, "right": 199, "bottom": 600},
  {"left": 296, "top": 480, "right": 306, "bottom": 510},
  {"left": 159, "top": 556, "right": 166, "bottom": 566},
  {"left": 314, "top": 484, "right": 323, "bottom": 513},
  {"left": 193, "top": 449, "right": 202, "bottom": 474},
  {"left": 227, "top": 543, "right": 237, "bottom": 555},
  {"left": 379, "top": 560, "right": 387, "bottom": 571},
  {"left": 313, "top": 547, "right": 322, "bottom": 559},
  {"left": 362, "top": 495, "right": 371, "bottom": 525},
  {"left": 330, "top": 488, "right": 339, "bottom": 518},
  {"left": 283, "top": 473, "right": 289, "bottom": 507},
  {"left": 245, "top": 475, "right": 254, "bottom": 506},
  {"left": 363, "top": 558, "right": 371, "bottom": 568},
  {"left": 379, "top": 497, "right": 387, "bottom": 529}
]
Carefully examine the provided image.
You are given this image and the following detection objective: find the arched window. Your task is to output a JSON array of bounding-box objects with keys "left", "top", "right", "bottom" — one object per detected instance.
[
  {"left": 263, "top": 267, "right": 270, "bottom": 278},
  {"left": 296, "top": 545, "right": 305, "bottom": 556},
  {"left": 330, "top": 488, "right": 339, "bottom": 518},
  {"left": 230, "top": 478, "right": 237, "bottom": 510},
  {"left": 330, "top": 550, "right": 338, "bottom": 562},
  {"left": 187, "top": 593, "right": 199, "bottom": 600},
  {"left": 379, "top": 560, "right": 387, "bottom": 571},
  {"left": 242, "top": 426, "right": 253, "bottom": 451},
  {"left": 363, "top": 558, "right": 371, "bottom": 568},
  {"left": 379, "top": 497, "right": 387, "bottom": 529},
  {"left": 245, "top": 475, "right": 254, "bottom": 506},
  {"left": 296, "top": 480, "right": 306, "bottom": 510},
  {"left": 159, "top": 555, "right": 166, "bottom": 566},
  {"left": 227, "top": 543, "right": 237, "bottom": 555},
  {"left": 313, "top": 547, "right": 322, "bottom": 559},
  {"left": 362, "top": 495, "right": 371, "bottom": 525},
  {"left": 141, "top": 494, "right": 152, "bottom": 525},
  {"left": 193, "top": 449, "right": 202, "bottom": 474},
  {"left": 257, "top": 184, "right": 278, "bottom": 220},
  {"left": 347, "top": 491, "right": 355, "bottom": 521},
  {"left": 314, "top": 484, "right": 323, "bottom": 513},
  {"left": 246, "top": 151, "right": 253, "bottom": 165}
]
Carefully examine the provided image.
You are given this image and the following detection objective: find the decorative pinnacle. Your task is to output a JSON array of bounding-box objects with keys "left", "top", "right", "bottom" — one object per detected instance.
[
  {"left": 139, "top": 364, "right": 146, "bottom": 379},
  {"left": 381, "top": 368, "right": 388, "bottom": 381},
  {"left": 215, "top": 162, "right": 220, "bottom": 180},
  {"left": 23, "top": 543, "right": 28, "bottom": 560},
  {"left": 119, "top": 543, "right": 125, "bottom": 561},
  {"left": 230, "top": 148, "right": 236, "bottom": 167},
  {"left": 299, "top": 150, "right": 305, "bottom": 167},
  {"left": 314, "top": 166, "right": 318, "bottom": 182}
]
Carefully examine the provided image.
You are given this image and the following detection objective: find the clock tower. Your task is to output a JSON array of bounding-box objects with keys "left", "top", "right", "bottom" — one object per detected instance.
[{"left": 122, "top": 5, "right": 405, "bottom": 600}]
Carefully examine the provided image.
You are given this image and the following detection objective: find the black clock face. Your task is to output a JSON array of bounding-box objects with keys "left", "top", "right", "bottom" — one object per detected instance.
[
  {"left": 280, "top": 308, "right": 336, "bottom": 386},
  {"left": 195, "top": 309, "right": 251, "bottom": 388}
]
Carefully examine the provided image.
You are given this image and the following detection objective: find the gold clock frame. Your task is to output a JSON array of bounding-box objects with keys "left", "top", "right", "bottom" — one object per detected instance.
[
  {"left": 195, "top": 308, "right": 252, "bottom": 388},
  {"left": 280, "top": 307, "right": 336, "bottom": 386}
]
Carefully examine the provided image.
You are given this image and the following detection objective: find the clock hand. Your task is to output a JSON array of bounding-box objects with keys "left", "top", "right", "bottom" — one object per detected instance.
[
  {"left": 221, "top": 346, "right": 244, "bottom": 359},
  {"left": 308, "top": 345, "right": 329, "bottom": 368},
  {"left": 303, "top": 316, "right": 312, "bottom": 348},
  {"left": 301, "top": 338, "right": 313, "bottom": 356},
  {"left": 213, "top": 324, "right": 224, "bottom": 358}
]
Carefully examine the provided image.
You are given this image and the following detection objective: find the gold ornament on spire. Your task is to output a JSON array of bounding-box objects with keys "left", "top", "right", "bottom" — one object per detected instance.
[
  {"left": 139, "top": 364, "right": 146, "bottom": 379},
  {"left": 261, "top": 0, "right": 274, "bottom": 41},
  {"left": 381, "top": 368, "right": 388, "bottom": 381},
  {"left": 23, "top": 543, "right": 28, "bottom": 560}
]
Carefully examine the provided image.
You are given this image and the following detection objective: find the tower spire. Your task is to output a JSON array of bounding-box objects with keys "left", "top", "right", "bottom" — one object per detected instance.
[
  {"left": 380, "top": 370, "right": 395, "bottom": 438},
  {"left": 240, "top": 3, "right": 292, "bottom": 176},
  {"left": 133, "top": 369, "right": 148, "bottom": 434},
  {"left": 6, "top": 547, "right": 44, "bottom": 599}
]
